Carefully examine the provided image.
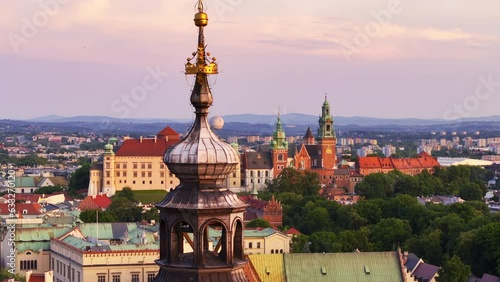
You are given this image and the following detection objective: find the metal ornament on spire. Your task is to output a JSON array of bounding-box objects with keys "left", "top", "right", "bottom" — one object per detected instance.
[{"left": 185, "top": 0, "right": 218, "bottom": 75}]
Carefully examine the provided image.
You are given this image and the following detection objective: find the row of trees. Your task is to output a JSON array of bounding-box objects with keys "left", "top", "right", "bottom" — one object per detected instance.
[
  {"left": 260, "top": 165, "right": 499, "bottom": 279},
  {"left": 79, "top": 187, "right": 159, "bottom": 223},
  {"left": 356, "top": 166, "right": 490, "bottom": 200}
]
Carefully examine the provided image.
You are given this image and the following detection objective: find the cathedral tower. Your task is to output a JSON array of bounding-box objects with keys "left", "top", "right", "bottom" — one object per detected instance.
[
  {"left": 154, "top": 1, "right": 252, "bottom": 280},
  {"left": 270, "top": 112, "right": 288, "bottom": 175},
  {"left": 317, "top": 94, "right": 337, "bottom": 169}
]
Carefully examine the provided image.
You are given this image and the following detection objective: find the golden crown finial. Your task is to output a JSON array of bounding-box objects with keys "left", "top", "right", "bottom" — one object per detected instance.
[{"left": 185, "top": 0, "right": 218, "bottom": 75}]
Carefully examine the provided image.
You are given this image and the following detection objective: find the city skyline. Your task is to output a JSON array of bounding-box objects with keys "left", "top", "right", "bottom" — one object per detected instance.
[{"left": 1, "top": 0, "right": 499, "bottom": 120}]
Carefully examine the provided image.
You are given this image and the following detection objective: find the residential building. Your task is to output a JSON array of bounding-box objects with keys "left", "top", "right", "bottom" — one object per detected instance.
[{"left": 357, "top": 152, "right": 440, "bottom": 176}]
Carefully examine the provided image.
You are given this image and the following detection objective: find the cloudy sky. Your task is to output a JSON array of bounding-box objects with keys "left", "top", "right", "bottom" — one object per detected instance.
[{"left": 1, "top": 0, "right": 499, "bottom": 120}]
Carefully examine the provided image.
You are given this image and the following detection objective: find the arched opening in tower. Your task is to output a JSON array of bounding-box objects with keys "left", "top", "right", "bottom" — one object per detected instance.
[
  {"left": 170, "top": 220, "right": 195, "bottom": 266},
  {"left": 233, "top": 219, "right": 244, "bottom": 261},
  {"left": 201, "top": 220, "right": 228, "bottom": 266},
  {"left": 160, "top": 219, "right": 167, "bottom": 261}
]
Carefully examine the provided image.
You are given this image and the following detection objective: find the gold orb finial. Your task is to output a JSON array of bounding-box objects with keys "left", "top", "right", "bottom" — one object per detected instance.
[{"left": 194, "top": 0, "right": 208, "bottom": 27}]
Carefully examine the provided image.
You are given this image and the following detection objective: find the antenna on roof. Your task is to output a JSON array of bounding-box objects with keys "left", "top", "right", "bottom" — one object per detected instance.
[{"left": 96, "top": 210, "right": 100, "bottom": 247}]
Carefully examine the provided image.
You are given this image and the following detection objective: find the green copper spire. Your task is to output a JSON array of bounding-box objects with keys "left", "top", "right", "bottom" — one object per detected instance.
[
  {"left": 271, "top": 110, "right": 288, "bottom": 149},
  {"left": 317, "top": 94, "right": 335, "bottom": 139}
]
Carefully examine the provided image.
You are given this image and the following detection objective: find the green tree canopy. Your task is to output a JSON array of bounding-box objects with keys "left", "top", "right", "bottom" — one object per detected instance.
[
  {"left": 437, "top": 255, "right": 470, "bottom": 282},
  {"left": 68, "top": 163, "right": 90, "bottom": 194},
  {"left": 246, "top": 218, "right": 272, "bottom": 228}
]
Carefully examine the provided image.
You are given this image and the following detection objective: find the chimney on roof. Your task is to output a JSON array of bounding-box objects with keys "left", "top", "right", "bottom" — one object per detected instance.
[
  {"left": 140, "top": 136, "right": 143, "bottom": 143},
  {"left": 154, "top": 136, "right": 157, "bottom": 143},
  {"left": 165, "top": 136, "right": 168, "bottom": 142}
]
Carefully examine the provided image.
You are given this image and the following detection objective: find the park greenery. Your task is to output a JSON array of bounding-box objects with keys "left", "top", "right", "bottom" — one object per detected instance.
[
  {"left": 259, "top": 166, "right": 499, "bottom": 279},
  {"left": 79, "top": 187, "right": 160, "bottom": 223}
]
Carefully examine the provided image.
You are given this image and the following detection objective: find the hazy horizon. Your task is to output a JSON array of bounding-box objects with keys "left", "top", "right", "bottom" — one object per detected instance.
[{"left": 1, "top": 0, "right": 499, "bottom": 120}]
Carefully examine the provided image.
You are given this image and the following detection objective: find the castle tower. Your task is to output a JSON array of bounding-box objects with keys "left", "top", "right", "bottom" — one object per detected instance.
[
  {"left": 102, "top": 143, "right": 116, "bottom": 196},
  {"left": 317, "top": 94, "right": 337, "bottom": 169},
  {"left": 154, "top": 1, "right": 252, "bottom": 280},
  {"left": 270, "top": 112, "right": 288, "bottom": 175}
]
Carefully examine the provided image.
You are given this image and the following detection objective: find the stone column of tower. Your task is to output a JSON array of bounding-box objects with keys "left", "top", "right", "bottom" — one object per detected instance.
[
  {"left": 317, "top": 94, "right": 337, "bottom": 169},
  {"left": 270, "top": 112, "right": 289, "bottom": 176},
  {"left": 154, "top": 1, "right": 252, "bottom": 281},
  {"left": 102, "top": 143, "right": 116, "bottom": 196}
]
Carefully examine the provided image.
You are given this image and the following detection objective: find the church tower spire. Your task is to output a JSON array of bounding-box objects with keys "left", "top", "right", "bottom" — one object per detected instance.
[
  {"left": 317, "top": 93, "right": 335, "bottom": 139},
  {"left": 154, "top": 1, "right": 252, "bottom": 280},
  {"left": 271, "top": 110, "right": 288, "bottom": 150},
  {"left": 270, "top": 110, "right": 289, "bottom": 176},
  {"left": 316, "top": 94, "right": 337, "bottom": 169}
]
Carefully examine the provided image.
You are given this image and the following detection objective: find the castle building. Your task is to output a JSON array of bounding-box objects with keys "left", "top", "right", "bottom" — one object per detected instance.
[
  {"left": 87, "top": 127, "right": 181, "bottom": 197},
  {"left": 153, "top": 1, "right": 258, "bottom": 280},
  {"left": 240, "top": 95, "right": 338, "bottom": 189},
  {"left": 356, "top": 152, "right": 440, "bottom": 176}
]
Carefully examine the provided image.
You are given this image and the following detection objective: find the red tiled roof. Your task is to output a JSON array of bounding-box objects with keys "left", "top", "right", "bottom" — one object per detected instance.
[
  {"left": 157, "top": 126, "right": 180, "bottom": 137},
  {"left": 116, "top": 137, "right": 180, "bottom": 157},
  {"left": 93, "top": 194, "right": 111, "bottom": 208},
  {"left": 358, "top": 157, "right": 381, "bottom": 168},
  {"left": 0, "top": 202, "right": 43, "bottom": 215},
  {"left": 416, "top": 155, "right": 440, "bottom": 168},
  {"left": 29, "top": 275, "right": 45, "bottom": 282},
  {"left": 79, "top": 194, "right": 111, "bottom": 211},
  {"left": 286, "top": 227, "right": 302, "bottom": 235},
  {"left": 1, "top": 193, "right": 41, "bottom": 203}
]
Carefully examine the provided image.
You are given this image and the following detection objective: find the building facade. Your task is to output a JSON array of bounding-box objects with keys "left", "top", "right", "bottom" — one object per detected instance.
[{"left": 88, "top": 127, "right": 181, "bottom": 196}]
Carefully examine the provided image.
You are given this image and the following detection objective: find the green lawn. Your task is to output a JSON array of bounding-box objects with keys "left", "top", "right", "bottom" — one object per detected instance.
[{"left": 130, "top": 190, "right": 168, "bottom": 204}]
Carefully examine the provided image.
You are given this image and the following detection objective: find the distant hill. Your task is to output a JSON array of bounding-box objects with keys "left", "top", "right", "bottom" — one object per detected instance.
[
  {"left": 28, "top": 114, "right": 500, "bottom": 127},
  {"left": 30, "top": 115, "right": 191, "bottom": 124}
]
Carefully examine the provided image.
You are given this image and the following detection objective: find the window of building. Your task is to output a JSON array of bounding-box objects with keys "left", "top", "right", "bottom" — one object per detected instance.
[
  {"left": 116, "top": 171, "right": 120, "bottom": 177},
  {"left": 131, "top": 274, "right": 139, "bottom": 282},
  {"left": 250, "top": 171, "right": 254, "bottom": 177},
  {"left": 147, "top": 273, "right": 156, "bottom": 282},
  {"left": 20, "top": 260, "right": 37, "bottom": 270},
  {"left": 257, "top": 242, "right": 261, "bottom": 248},
  {"left": 133, "top": 163, "right": 138, "bottom": 169},
  {"left": 123, "top": 164, "right": 127, "bottom": 169},
  {"left": 133, "top": 180, "right": 136, "bottom": 184},
  {"left": 233, "top": 181, "right": 236, "bottom": 185},
  {"left": 232, "top": 172, "right": 236, "bottom": 177},
  {"left": 160, "top": 164, "right": 164, "bottom": 169},
  {"left": 161, "top": 181, "right": 164, "bottom": 185},
  {"left": 105, "top": 162, "right": 110, "bottom": 169},
  {"left": 142, "top": 181, "right": 145, "bottom": 184},
  {"left": 147, "top": 163, "right": 152, "bottom": 169},
  {"left": 77, "top": 271, "right": 81, "bottom": 282},
  {"left": 170, "top": 181, "right": 173, "bottom": 184},
  {"left": 106, "top": 171, "right": 110, "bottom": 178},
  {"left": 169, "top": 173, "right": 173, "bottom": 177},
  {"left": 72, "top": 268, "right": 75, "bottom": 280},
  {"left": 249, "top": 242, "right": 253, "bottom": 249},
  {"left": 141, "top": 163, "right": 146, "bottom": 169},
  {"left": 148, "top": 172, "right": 152, "bottom": 178},
  {"left": 278, "top": 154, "right": 283, "bottom": 161},
  {"left": 97, "top": 275, "right": 106, "bottom": 282},
  {"left": 123, "top": 171, "right": 127, "bottom": 177},
  {"left": 115, "top": 163, "right": 120, "bottom": 169},
  {"left": 51, "top": 258, "right": 54, "bottom": 270},
  {"left": 265, "top": 171, "right": 269, "bottom": 177},
  {"left": 133, "top": 172, "right": 137, "bottom": 177},
  {"left": 160, "top": 172, "right": 165, "bottom": 178},
  {"left": 141, "top": 172, "right": 146, "bottom": 178},
  {"left": 106, "top": 181, "right": 110, "bottom": 185},
  {"left": 112, "top": 274, "right": 121, "bottom": 282},
  {"left": 149, "top": 181, "right": 152, "bottom": 184}
]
